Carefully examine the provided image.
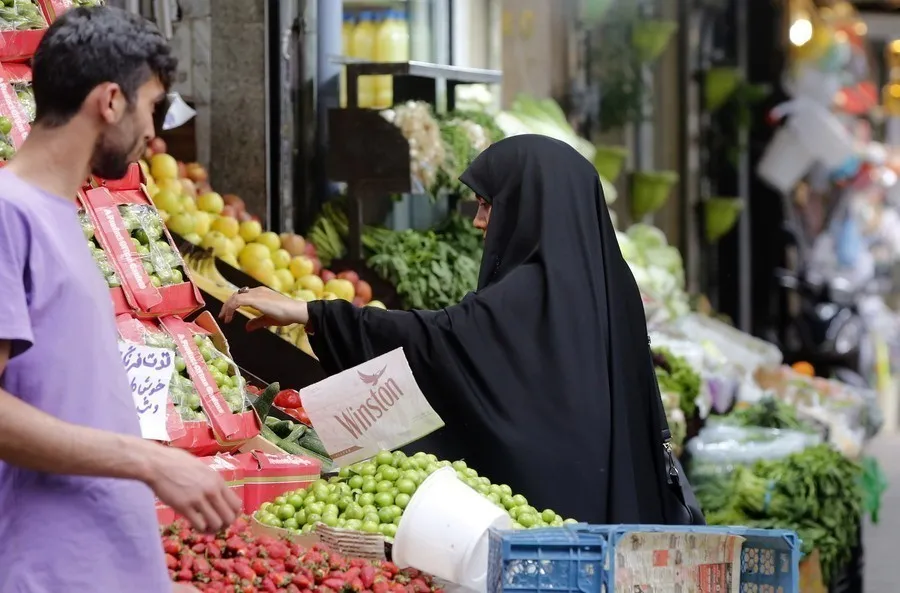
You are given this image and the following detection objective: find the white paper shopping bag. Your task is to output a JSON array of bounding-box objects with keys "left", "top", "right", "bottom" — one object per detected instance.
[{"left": 300, "top": 348, "right": 445, "bottom": 466}]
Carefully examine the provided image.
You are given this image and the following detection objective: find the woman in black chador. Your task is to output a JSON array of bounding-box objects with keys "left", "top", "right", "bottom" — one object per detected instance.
[{"left": 221, "top": 134, "right": 700, "bottom": 525}]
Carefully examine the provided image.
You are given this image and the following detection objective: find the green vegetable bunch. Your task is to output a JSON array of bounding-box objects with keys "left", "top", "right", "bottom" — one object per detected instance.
[
  {"left": 433, "top": 119, "right": 475, "bottom": 197},
  {"left": 364, "top": 227, "right": 479, "bottom": 310},
  {"left": 700, "top": 444, "right": 862, "bottom": 584},
  {"left": 728, "top": 397, "right": 813, "bottom": 432},
  {"left": 652, "top": 347, "right": 700, "bottom": 419},
  {"left": 450, "top": 110, "right": 506, "bottom": 143},
  {"left": 435, "top": 211, "right": 484, "bottom": 262}
]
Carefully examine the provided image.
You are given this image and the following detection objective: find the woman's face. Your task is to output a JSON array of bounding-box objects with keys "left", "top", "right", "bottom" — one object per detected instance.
[{"left": 473, "top": 196, "right": 492, "bottom": 239}]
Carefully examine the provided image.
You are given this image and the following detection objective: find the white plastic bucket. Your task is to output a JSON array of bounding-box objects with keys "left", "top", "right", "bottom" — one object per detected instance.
[
  {"left": 392, "top": 467, "right": 512, "bottom": 592},
  {"left": 756, "top": 127, "right": 814, "bottom": 193},
  {"left": 789, "top": 101, "right": 855, "bottom": 168}
]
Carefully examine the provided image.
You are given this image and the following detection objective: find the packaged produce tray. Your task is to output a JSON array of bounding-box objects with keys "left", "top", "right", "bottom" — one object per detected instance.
[
  {"left": 488, "top": 524, "right": 800, "bottom": 593},
  {"left": 0, "top": 1, "right": 47, "bottom": 62},
  {"left": 116, "top": 310, "right": 260, "bottom": 455},
  {"left": 81, "top": 184, "right": 204, "bottom": 317},
  {"left": 675, "top": 313, "right": 783, "bottom": 374}
]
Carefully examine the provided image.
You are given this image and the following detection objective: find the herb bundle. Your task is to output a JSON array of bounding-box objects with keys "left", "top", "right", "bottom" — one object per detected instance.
[{"left": 699, "top": 444, "right": 862, "bottom": 584}]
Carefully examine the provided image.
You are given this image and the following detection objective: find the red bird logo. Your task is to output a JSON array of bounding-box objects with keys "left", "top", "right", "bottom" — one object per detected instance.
[{"left": 358, "top": 365, "right": 387, "bottom": 387}]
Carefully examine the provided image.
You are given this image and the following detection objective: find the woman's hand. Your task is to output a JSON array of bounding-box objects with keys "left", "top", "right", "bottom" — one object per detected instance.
[{"left": 219, "top": 287, "right": 308, "bottom": 331}]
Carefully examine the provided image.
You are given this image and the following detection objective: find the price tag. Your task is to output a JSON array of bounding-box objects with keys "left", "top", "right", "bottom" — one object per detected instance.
[{"left": 118, "top": 342, "right": 176, "bottom": 441}]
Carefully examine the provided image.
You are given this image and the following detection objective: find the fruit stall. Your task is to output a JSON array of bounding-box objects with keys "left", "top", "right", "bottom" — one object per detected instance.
[{"left": 0, "top": 3, "right": 887, "bottom": 592}]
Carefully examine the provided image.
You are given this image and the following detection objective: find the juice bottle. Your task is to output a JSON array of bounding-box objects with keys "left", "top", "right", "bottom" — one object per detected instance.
[
  {"left": 351, "top": 11, "right": 377, "bottom": 108},
  {"left": 340, "top": 13, "right": 355, "bottom": 108},
  {"left": 374, "top": 10, "right": 410, "bottom": 109}
]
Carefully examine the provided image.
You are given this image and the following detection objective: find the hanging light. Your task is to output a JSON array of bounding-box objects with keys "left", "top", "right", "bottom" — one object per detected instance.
[{"left": 789, "top": 11, "right": 814, "bottom": 47}]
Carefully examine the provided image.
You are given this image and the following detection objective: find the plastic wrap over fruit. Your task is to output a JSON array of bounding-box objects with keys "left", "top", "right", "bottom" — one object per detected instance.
[
  {"left": 0, "top": 114, "right": 15, "bottom": 161},
  {"left": 80, "top": 209, "right": 123, "bottom": 288},
  {"left": 127, "top": 322, "right": 250, "bottom": 422},
  {"left": 13, "top": 81, "right": 33, "bottom": 122},
  {"left": 0, "top": 0, "right": 46, "bottom": 31},
  {"left": 117, "top": 204, "right": 189, "bottom": 288}
]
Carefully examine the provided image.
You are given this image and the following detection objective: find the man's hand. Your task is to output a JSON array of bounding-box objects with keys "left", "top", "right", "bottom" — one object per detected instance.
[{"left": 144, "top": 443, "right": 242, "bottom": 533}]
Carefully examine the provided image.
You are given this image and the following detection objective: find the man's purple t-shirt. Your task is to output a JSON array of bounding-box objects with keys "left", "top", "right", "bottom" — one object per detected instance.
[{"left": 0, "top": 170, "right": 169, "bottom": 593}]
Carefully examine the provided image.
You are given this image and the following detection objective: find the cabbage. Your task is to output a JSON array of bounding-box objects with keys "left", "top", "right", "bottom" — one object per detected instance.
[
  {"left": 627, "top": 223, "right": 668, "bottom": 250},
  {"left": 616, "top": 232, "right": 642, "bottom": 264}
]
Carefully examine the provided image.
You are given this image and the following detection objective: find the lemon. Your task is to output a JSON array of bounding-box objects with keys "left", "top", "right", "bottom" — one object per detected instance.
[{"left": 150, "top": 153, "right": 179, "bottom": 180}]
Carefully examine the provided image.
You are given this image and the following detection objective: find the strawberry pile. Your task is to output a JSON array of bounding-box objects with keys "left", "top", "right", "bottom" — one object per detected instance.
[{"left": 161, "top": 517, "right": 443, "bottom": 593}]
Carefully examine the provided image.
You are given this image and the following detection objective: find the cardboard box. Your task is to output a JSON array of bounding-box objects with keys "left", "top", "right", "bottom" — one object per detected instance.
[
  {"left": 82, "top": 185, "right": 204, "bottom": 317},
  {"left": 91, "top": 161, "right": 143, "bottom": 191},
  {"left": 200, "top": 453, "right": 245, "bottom": 502},
  {"left": 115, "top": 311, "right": 260, "bottom": 455},
  {"left": 237, "top": 450, "right": 321, "bottom": 513}
]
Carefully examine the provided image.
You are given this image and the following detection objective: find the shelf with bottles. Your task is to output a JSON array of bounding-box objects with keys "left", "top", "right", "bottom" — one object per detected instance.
[{"left": 341, "top": 6, "right": 412, "bottom": 109}]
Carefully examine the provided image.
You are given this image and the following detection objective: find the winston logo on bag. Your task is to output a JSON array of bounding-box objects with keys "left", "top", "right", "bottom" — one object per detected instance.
[
  {"left": 300, "top": 348, "right": 445, "bottom": 465},
  {"left": 334, "top": 365, "right": 403, "bottom": 439}
]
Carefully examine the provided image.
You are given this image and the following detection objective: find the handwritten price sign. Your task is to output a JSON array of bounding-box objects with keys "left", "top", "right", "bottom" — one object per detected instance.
[{"left": 118, "top": 342, "right": 176, "bottom": 441}]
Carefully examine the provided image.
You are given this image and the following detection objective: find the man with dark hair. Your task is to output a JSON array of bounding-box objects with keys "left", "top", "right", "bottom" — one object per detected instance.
[{"left": 0, "top": 7, "right": 240, "bottom": 592}]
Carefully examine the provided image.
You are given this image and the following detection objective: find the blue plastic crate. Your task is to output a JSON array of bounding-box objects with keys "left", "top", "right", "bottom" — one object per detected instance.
[
  {"left": 487, "top": 526, "right": 607, "bottom": 593},
  {"left": 488, "top": 524, "right": 800, "bottom": 593}
]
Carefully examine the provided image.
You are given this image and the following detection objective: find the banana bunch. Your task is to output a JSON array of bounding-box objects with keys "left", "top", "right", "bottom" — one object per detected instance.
[{"left": 183, "top": 249, "right": 316, "bottom": 358}]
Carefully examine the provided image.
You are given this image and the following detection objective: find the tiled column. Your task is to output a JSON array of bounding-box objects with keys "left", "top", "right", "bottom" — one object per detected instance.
[{"left": 208, "top": 0, "right": 268, "bottom": 217}]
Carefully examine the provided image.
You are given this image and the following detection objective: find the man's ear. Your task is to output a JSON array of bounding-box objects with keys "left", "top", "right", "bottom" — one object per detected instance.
[{"left": 90, "top": 82, "right": 126, "bottom": 124}]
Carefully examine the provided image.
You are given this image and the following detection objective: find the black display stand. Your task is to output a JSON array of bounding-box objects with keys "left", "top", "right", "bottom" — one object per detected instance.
[{"left": 328, "top": 60, "right": 502, "bottom": 262}]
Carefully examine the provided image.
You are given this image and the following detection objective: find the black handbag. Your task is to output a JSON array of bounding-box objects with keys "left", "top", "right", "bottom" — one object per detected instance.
[{"left": 648, "top": 339, "right": 706, "bottom": 526}]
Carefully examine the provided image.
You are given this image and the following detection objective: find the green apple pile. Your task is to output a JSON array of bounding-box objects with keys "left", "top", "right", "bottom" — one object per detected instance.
[
  {"left": 254, "top": 450, "right": 575, "bottom": 540},
  {"left": 0, "top": 115, "right": 15, "bottom": 161},
  {"left": 127, "top": 330, "right": 248, "bottom": 422},
  {"left": 0, "top": 0, "right": 46, "bottom": 31}
]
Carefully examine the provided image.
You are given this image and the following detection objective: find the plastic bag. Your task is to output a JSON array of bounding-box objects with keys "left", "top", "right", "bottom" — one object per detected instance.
[
  {"left": 13, "top": 80, "right": 33, "bottom": 122},
  {"left": 116, "top": 204, "right": 188, "bottom": 287},
  {"left": 80, "top": 208, "right": 122, "bottom": 288},
  {"left": 0, "top": 0, "right": 46, "bottom": 31},
  {"left": 686, "top": 423, "right": 821, "bottom": 487},
  {"left": 124, "top": 320, "right": 249, "bottom": 423}
]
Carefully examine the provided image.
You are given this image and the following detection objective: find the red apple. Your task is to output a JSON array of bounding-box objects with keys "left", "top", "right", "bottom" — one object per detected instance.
[
  {"left": 320, "top": 269, "right": 336, "bottom": 283},
  {"left": 223, "top": 193, "right": 246, "bottom": 214},
  {"left": 185, "top": 162, "right": 208, "bottom": 184},
  {"left": 311, "top": 257, "right": 322, "bottom": 275},
  {"left": 352, "top": 297, "right": 365, "bottom": 307},
  {"left": 177, "top": 161, "right": 187, "bottom": 179},
  {"left": 337, "top": 270, "right": 359, "bottom": 286},
  {"left": 148, "top": 137, "right": 167, "bottom": 155},
  {"left": 355, "top": 280, "right": 373, "bottom": 304},
  {"left": 221, "top": 205, "right": 237, "bottom": 218},
  {"left": 238, "top": 210, "right": 253, "bottom": 222},
  {"left": 304, "top": 242, "right": 317, "bottom": 257}
]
